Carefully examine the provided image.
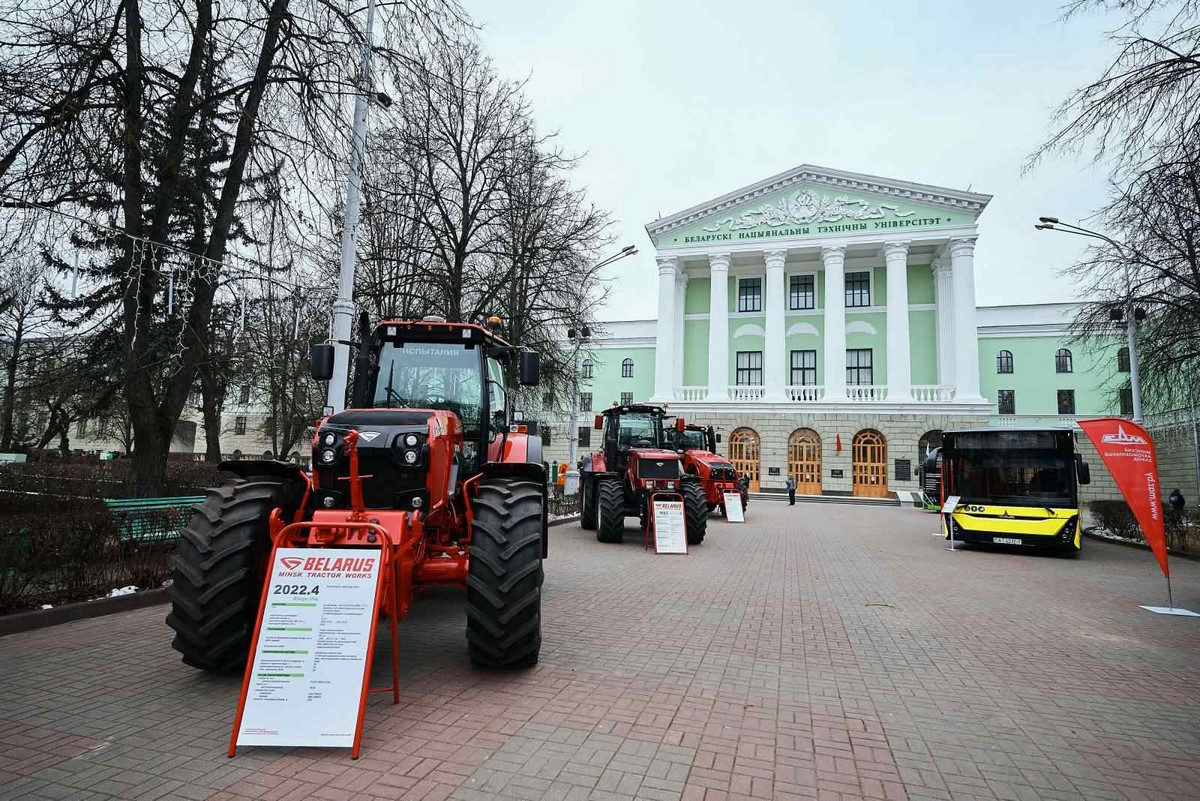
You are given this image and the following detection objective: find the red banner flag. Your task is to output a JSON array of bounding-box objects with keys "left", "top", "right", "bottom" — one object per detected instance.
[{"left": 1077, "top": 418, "right": 1168, "bottom": 578}]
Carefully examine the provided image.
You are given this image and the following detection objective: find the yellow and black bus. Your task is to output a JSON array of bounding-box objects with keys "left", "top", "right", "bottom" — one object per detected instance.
[{"left": 940, "top": 428, "right": 1091, "bottom": 554}]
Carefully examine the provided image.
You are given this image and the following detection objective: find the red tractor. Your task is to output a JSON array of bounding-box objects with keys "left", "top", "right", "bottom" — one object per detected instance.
[
  {"left": 166, "top": 316, "right": 547, "bottom": 671},
  {"left": 577, "top": 403, "right": 708, "bottom": 545},
  {"left": 671, "top": 423, "right": 747, "bottom": 518}
]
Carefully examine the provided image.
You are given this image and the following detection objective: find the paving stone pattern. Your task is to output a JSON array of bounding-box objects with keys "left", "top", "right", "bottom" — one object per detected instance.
[{"left": 3, "top": 503, "right": 1200, "bottom": 800}]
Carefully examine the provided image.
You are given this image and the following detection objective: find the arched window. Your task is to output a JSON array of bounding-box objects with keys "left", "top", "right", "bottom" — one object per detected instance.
[
  {"left": 581, "top": 358, "right": 594, "bottom": 379},
  {"left": 621, "top": 358, "right": 634, "bottom": 378},
  {"left": 1055, "top": 348, "right": 1073, "bottom": 373},
  {"left": 1117, "top": 347, "right": 1130, "bottom": 373},
  {"left": 996, "top": 350, "right": 1014, "bottom": 374}
]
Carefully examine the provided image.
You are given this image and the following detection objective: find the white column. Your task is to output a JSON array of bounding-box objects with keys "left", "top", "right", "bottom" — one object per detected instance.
[
  {"left": 821, "top": 246, "right": 846, "bottom": 401},
  {"left": 950, "top": 237, "right": 983, "bottom": 401},
  {"left": 706, "top": 253, "right": 731, "bottom": 401},
  {"left": 764, "top": 249, "right": 787, "bottom": 402},
  {"left": 652, "top": 256, "right": 677, "bottom": 402},
  {"left": 673, "top": 272, "right": 688, "bottom": 391},
  {"left": 883, "top": 241, "right": 912, "bottom": 402},
  {"left": 932, "top": 254, "right": 955, "bottom": 388}
]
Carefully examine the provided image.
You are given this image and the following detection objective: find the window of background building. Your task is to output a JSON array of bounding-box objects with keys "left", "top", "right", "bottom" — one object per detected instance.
[
  {"left": 845, "top": 271, "right": 871, "bottom": 308},
  {"left": 235, "top": 416, "right": 247, "bottom": 435},
  {"left": 541, "top": 425, "right": 551, "bottom": 446},
  {"left": 264, "top": 416, "right": 276, "bottom": 441},
  {"left": 790, "top": 350, "right": 816, "bottom": 386},
  {"left": 1119, "top": 385, "right": 1134, "bottom": 415},
  {"left": 579, "top": 392, "right": 592, "bottom": 411},
  {"left": 998, "top": 390, "right": 1016, "bottom": 415},
  {"left": 996, "top": 350, "right": 1013, "bottom": 374},
  {"left": 1117, "top": 347, "right": 1130, "bottom": 373},
  {"left": 1055, "top": 348, "right": 1073, "bottom": 373},
  {"left": 738, "top": 277, "right": 763, "bottom": 312},
  {"left": 736, "top": 351, "right": 763, "bottom": 385},
  {"left": 239, "top": 384, "right": 251, "bottom": 404},
  {"left": 789, "top": 274, "right": 815, "bottom": 310},
  {"left": 578, "top": 426, "right": 591, "bottom": 449},
  {"left": 846, "top": 348, "right": 873, "bottom": 385},
  {"left": 76, "top": 418, "right": 88, "bottom": 437},
  {"left": 581, "top": 359, "right": 593, "bottom": 379},
  {"left": 542, "top": 391, "right": 553, "bottom": 409},
  {"left": 621, "top": 358, "right": 633, "bottom": 378},
  {"left": 1057, "top": 389, "right": 1076, "bottom": 415},
  {"left": 620, "top": 392, "right": 633, "bottom": 405}
]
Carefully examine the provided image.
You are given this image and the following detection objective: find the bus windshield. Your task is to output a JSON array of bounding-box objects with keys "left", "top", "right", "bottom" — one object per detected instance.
[
  {"left": 373, "top": 342, "right": 482, "bottom": 433},
  {"left": 949, "top": 431, "right": 1074, "bottom": 507}
]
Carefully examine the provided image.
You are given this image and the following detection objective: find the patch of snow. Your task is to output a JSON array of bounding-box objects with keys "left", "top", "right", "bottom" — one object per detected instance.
[
  {"left": 107, "top": 585, "right": 138, "bottom": 597},
  {"left": 40, "top": 604, "right": 52, "bottom": 610}
]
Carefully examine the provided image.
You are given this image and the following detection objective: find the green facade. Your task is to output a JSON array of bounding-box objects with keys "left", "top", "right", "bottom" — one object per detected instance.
[
  {"left": 977, "top": 336, "right": 1126, "bottom": 416},
  {"left": 579, "top": 346, "right": 656, "bottom": 410}
]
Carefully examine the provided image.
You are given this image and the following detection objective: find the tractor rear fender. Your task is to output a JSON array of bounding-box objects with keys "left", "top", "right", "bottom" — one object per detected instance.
[
  {"left": 219, "top": 460, "right": 311, "bottom": 521},
  {"left": 484, "top": 434, "right": 549, "bottom": 557}
]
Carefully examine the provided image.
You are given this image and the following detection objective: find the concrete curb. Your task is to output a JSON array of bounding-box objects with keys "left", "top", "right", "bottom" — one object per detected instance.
[
  {"left": 1082, "top": 527, "right": 1200, "bottom": 563},
  {"left": 0, "top": 587, "right": 170, "bottom": 637},
  {"left": 1, "top": 516, "right": 584, "bottom": 637}
]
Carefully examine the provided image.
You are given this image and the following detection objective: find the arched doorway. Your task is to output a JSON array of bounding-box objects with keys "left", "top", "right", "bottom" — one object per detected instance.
[
  {"left": 788, "top": 429, "right": 822, "bottom": 495},
  {"left": 729, "top": 428, "right": 761, "bottom": 492},
  {"left": 852, "top": 429, "right": 888, "bottom": 497},
  {"left": 917, "top": 430, "right": 942, "bottom": 461}
]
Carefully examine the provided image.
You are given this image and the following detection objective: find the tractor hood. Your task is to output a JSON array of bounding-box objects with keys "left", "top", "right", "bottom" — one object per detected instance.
[
  {"left": 635, "top": 448, "right": 680, "bottom": 460},
  {"left": 685, "top": 450, "right": 729, "bottom": 468}
]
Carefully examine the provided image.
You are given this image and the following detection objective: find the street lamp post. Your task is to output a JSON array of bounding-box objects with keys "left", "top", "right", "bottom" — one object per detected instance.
[{"left": 1035, "top": 217, "right": 1144, "bottom": 422}]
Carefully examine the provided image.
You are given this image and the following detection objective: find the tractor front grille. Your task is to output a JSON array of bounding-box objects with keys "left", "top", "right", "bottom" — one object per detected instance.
[{"left": 639, "top": 459, "right": 681, "bottom": 480}]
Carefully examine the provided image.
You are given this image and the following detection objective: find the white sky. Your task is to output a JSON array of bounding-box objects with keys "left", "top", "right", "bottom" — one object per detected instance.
[{"left": 463, "top": 0, "right": 1123, "bottom": 322}]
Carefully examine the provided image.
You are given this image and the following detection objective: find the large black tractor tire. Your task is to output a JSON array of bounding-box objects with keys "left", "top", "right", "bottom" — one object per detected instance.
[
  {"left": 595, "top": 478, "right": 625, "bottom": 543},
  {"left": 467, "top": 478, "right": 544, "bottom": 669},
  {"left": 682, "top": 482, "right": 708, "bottom": 545},
  {"left": 580, "top": 477, "right": 598, "bottom": 530},
  {"left": 166, "top": 476, "right": 301, "bottom": 673}
]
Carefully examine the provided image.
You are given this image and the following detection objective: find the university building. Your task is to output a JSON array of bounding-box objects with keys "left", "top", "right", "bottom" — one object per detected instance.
[{"left": 553, "top": 164, "right": 1138, "bottom": 499}]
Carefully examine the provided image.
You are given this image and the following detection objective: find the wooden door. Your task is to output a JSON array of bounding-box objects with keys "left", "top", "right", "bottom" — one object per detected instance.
[
  {"left": 729, "top": 428, "right": 760, "bottom": 492},
  {"left": 788, "top": 429, "right": 822, "bottom": 495},
  {"left": 852, "top": 430, "right": 888, "bottom": 497}
]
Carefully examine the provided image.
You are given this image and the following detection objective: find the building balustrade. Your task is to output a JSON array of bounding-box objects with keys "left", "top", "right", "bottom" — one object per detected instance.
[
  {"left": 846, "top": 385, "right": 888, "bottom": 401},
  {"left": 785, "top": 385, "right": 825, "bottom": 402},
  {"left": 990, "top": 415, "right": 1085, "bottom": 428},
  {"left": 665, "top": 383, "right": 970, "bottom": 404},
  {"left": 728, "top": 385, "right": 766, "bottom": 402},
  {"left": 672, "top": 386, "right": 707, "bottom": 402},
  {"left": 911, "top": 385, "right": 956, "bottom": 402}
]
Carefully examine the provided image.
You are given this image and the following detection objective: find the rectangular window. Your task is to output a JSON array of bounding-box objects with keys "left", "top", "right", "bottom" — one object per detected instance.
[
  {"left": 234, "top": 416, "right": 247, "bottom": 435},
  {"left": 541, "top": 425, "right": 551, "bottom": 447},
  {"left": 578, "top": 426, "right": 591, "bottom": 449},
  {"left": 845, "top": 271, "right": 871, "bottom": 308},
  {"left": 620, "top": 392, "right": 634, "bottom": 405},
  {"left": 998, "top": 390, "right": 1016, "bottom": 415},
  {"left": 239, "top": 384, "right": 251, "bottom": 404},
  {"left": 846, "top": 348, "right": 873, "bottom": 385},
  {"left": 789, "top": 274, "right": 815, "bottom": 310},
  {"left": 581, "top": 360, "right": 593, "bottom": 379},
  {"left": 737, "top": 277, "right": 762, "bottom": 313},
  {"left": 579, "top": 392, "right": 592, "bottom": 411},
  {"left": 76, "top": 418, "right": 88, "bottom": 437},
  {"left": 736, "top": 351, "right": 763, "bottom": 386},
  {"left": 790, "top": 349, "right": 816, "bottom": 386},
  {"left": 264, "top": 416, "right": 277, "bottom": 441},
  {"left": 1119, "top": 385, "right": 1133, "bottom": 416},
  {"left": 1057, "top": 390, "right": 1076, "bottom": 415}
]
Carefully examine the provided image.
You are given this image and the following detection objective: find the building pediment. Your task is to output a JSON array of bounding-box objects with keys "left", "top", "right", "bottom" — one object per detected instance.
[{"left": 647, "top": 164, "right": 990, "bottom": 250}]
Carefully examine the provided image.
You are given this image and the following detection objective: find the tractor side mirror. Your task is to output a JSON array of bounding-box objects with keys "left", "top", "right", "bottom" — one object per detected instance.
[
  {"left": 675, "top": 417, "right": 685, "bottom": 433},
  {"left": 1076, "top": 456, "right": 1091, "bottom": 485},
  {"left": 519, "top": 350, "right": 541, "bottom": 386},
  {"left": 594, "top": 414, "right": 603, "bottom": 430},
  {"left": 310, "top": 343, "right": 335, "bottom": 381}
]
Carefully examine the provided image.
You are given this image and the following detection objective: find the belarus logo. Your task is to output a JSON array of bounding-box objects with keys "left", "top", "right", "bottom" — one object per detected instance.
[
  {"left": 1101, "top": 425, "right": 1148, "bottom": 445},
  {"left": 280, "top": 557, "right": 304, "bottom": 570}
]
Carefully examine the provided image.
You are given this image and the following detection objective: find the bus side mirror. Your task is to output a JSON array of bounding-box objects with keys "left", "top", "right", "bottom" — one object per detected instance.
[
  {"left": 311, "top": 343, "right": 335, "bottom": 381},
  {"left": 1077, "top": 457, "right": 1091, "bottom": 485},
  {"left": 594, "top": 414, "right": 603, "bottom": 430},
  {"left": 676, "top": 417, "right": 685, "bottom": 433},
  {"left": 519, "top": 350, "right": 541, "bottom": 386}
]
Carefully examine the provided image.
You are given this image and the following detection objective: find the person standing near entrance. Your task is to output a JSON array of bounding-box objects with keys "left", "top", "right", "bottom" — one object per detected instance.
[{"left": 786, "top": 474, "right": 797, "bottom": 506}]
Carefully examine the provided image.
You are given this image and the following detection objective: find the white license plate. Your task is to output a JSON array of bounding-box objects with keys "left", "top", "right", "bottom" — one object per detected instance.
[{"left": 993, "top": 536, "right": 1022, "bottom": 545}]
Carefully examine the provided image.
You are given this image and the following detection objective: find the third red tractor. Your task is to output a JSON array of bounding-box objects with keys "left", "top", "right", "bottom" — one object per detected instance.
[{"left": 671, "top": 423, "right": 748, "bottom": 518}]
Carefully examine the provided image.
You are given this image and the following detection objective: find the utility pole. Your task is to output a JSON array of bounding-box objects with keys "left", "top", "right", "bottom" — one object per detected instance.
[
  {"left": 327, "top": 0, "right": 377, "bottom": 413},
  {"left": 566, "top": 327, "right": 590, "bottom": 467},
  {"left": 1125, "top": 298, "right": 1143, "bottom": 423}
]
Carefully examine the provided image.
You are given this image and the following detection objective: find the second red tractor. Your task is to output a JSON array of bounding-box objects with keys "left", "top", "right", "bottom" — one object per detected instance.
[{"left": 671, "top": 423, "right": 748, "bottom": 518}]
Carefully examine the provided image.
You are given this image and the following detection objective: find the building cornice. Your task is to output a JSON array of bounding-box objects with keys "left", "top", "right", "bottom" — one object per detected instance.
[{"left": 645, "top": 164, "right": 992, "bottom": 238}]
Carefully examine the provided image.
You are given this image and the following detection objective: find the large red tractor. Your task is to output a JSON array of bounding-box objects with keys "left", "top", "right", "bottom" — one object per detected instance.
[
  {"left": 671, "top": 423, "right": 746, "bottom": 517},
  {"left": 166, "top": 316, "right": 547, "bottom": 671},
  {"left": 576, "top": 403, "right": 708, "bottom": 545}
]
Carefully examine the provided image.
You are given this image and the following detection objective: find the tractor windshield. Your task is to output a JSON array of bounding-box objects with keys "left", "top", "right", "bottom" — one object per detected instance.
[
  {"left": 615, "top": 412, "right": 663, "bottom": 450},
  {"left": 674, "top": 430, "right": 707, "bottom": 451},
  {"left": 373, "top": 342, "right": 483, "bottom": 433}
]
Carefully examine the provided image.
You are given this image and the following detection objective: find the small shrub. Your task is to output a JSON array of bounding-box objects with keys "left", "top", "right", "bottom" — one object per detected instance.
[{"left": 1089, "top": 500, "right": 1140, "bottom": 541}]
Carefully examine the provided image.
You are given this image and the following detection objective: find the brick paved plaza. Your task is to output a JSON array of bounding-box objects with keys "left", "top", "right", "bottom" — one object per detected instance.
[{"left": 3, "top": 501, "right": 1200, "bottom": 801}]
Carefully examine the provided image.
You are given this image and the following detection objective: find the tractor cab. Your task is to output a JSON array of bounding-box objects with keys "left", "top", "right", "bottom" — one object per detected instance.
[
  {"left": 577, "top": 402, "right": 709, "bottom": 545},
  {"left": 669, "top": 422, "right": 744, "bottom": 518}
]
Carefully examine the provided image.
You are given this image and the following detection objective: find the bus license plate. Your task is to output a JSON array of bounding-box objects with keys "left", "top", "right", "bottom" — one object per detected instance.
[{"left": 993, "top": 536, "right": 1022, "bottom": 545}]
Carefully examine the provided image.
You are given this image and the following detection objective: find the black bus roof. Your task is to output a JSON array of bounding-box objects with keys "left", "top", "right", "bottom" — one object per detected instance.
[{"left": 945, "top": 427, "right": 1073, "bottom": 434}]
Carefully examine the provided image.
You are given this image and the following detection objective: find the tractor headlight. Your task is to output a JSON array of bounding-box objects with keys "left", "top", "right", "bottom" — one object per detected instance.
[
  {"left": 403, "top": 449, "right": 419, "bottom": 465},
  {"left": 404, "top": 433, "right": 419, "bottom": 447},
  {"left": 320, "top": 448, "right": 337, "bottom": 464},
  {"left": 322, "top": 432, "right": 336, "bottom": 447},
  {"left": 322, "top": 495, "right": 336, "bottom": 508}
]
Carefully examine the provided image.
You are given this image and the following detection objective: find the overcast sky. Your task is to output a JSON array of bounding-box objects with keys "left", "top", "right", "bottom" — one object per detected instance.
[{"left": 462, "top": 0, "right": 1124, "bottom": 322}]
